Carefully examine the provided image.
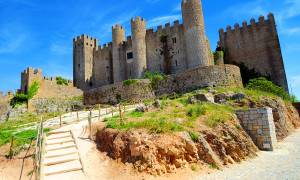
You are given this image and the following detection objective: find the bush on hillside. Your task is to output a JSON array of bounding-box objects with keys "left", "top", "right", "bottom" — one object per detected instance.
[
  {"left": 246, "top": 77, "right": 294, "bottom": 102},
  {"left": 10, "top": 81, "right": 40, "bottom": 107},
  {"left": 56, "top": 76, "right": 69, "bottom": 85},
  {"left": 143, "top": 71, "right": 166, "bottom": 88}
]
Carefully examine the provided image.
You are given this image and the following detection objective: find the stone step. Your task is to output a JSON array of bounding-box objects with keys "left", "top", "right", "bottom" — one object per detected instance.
[
  {"left": 43, "top": 154, "right": 79, "bottom": 166},
  {"left": 47, "top": 132, "right": 71, "bottom": 140},
  {"left": 46, "top": 142, "right": 76, "bottom": 152},
  {"left": 48, "top": 130, "right": 71, "bottom": 135},
  {"left": 46, "top": 137, "right": 74, "bottom": 145},
  {"left": 45, "top": 147, "right": 78, "bottom": 158},
  {"left": 44, "top": 170, "right": 85, "bottom": 180},
  {"left": 43, "top": 160, "right": 82, "bottom": 176}
]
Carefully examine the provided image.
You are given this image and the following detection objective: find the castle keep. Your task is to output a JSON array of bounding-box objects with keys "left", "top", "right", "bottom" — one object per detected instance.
[
  {"left": 219, "top": 13, "right": 288, "bottom": 91},
  {"left": 73, "top": 0, "right": 213, "bottom": 90}
]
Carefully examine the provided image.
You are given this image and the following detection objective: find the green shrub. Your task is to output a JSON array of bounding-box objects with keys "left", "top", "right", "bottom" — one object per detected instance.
[
  {"left": 246, "top": 77, "right": 293, "bottom": 101},
  {"left": 143, "top": 71, "right": 166, "bottom": 88},
  {"left": 10, "top": 81, "right": 40, "bottom": 107},
  {"left": 186, "top": 105, "right": 206, "bottom": 120},
  {"left": 189, "top": 131, "right": 199, "bottom": 142},
  {"left": 123, "top": 79, "right": 138, "bottom": 86},
  {"left": 56, "top": 76, "right": 69, "bottom": 85}
]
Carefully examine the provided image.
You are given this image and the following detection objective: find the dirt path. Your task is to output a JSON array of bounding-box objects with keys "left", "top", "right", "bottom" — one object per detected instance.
[{"left": 198, "top": 129, "right": 300, "bottom": 180}]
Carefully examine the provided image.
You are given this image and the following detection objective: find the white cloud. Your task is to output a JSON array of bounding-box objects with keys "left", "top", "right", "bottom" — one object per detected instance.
[
  {"left": 280, "top": 27, "right": 300, "bottom": 36},
  {"left": 147, "top": 15, "right": 181, "bottom": 28}
]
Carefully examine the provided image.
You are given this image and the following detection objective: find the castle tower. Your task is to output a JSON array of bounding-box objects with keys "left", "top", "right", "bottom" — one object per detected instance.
[
  {"left": 182, "top": 0, "right": 212, "bottom": 68},
  {"left": 21, "top": 67, "right": 42, "bottom": 94},
  {"left": 131, "top": 17, "right": 147, "bottom": 78},
  {"left": 112, "top": 24, "right": 125, "bottom": 83},
  {"left": 73, "top": 35, "right": 98, "bottom": 90}
]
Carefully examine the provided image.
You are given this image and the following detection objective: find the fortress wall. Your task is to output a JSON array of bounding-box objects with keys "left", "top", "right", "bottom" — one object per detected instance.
[
  {"left": 93, "top": 44, "right": 113, "bottom": 87},
  {"left": 84, "top": 79, "right": 155, "bottom": 105},
  {"left": 145, "top": 21, "right": 187, "bottom": 74},
  {"left": 84, "top": 65, "right": 243, "bottom": 105},
  {"left": 156, "top": 64, "right": 243, "bottom": 96},
  {"left": 219, "top": 14, "right": 288, "bottom": 91}
]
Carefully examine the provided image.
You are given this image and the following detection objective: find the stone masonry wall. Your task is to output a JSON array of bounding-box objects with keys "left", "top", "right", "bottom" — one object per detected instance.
[
  {"left": 219, "top": 14, "right": 288, "bottom": 91},
  {"left": 156, "top": 64, "right": 243, "bottom": 96},
  {"left": 236, "top": 107, "right": 277, "bottom": 151},
  {"left": 84, "top": 65, "right": 243, "bottom": 105},
  {"left": 84, "top": 79, "right": 155, "bottom": 105}
]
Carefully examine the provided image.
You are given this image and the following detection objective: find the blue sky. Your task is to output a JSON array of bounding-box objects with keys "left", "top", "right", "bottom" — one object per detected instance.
[{"left": 0, "top": 0, "right": 299, "bottom": 99}]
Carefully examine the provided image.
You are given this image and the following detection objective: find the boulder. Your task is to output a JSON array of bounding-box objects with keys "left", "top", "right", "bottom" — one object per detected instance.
[
  {"left": 194, "top": 93, "right": 215, "bottom": 103},
  {"left": 214, "top": 93, "right": 227, "bottom": 104},
  {"left": 136, "top": 104, "right": 148, "bottom": 112},
  {"left": 231, "top": 93, "right": 246, "bottom": 101},
  {"left": 188, "top": 96, "right": 198, "bottom": 104},
  {"left": 153, "top": 99, "right": 161, "bottom": 108}
]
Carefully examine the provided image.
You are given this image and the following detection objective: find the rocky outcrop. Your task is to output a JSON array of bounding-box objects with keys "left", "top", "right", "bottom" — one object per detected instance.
[{"left": 96, "top": 122, "right": 258, "bottom": 175}]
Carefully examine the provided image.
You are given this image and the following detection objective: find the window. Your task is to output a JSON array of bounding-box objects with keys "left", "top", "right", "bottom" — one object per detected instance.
[
  {"left": 175, "top": 60, "right": 178, "bottom": 67},
  {"left": 172, "top": 37, "right": 177, "bottom": 44},
  {"left": 127, "top": 52, "right": 133, "bottom": 59},
  {"left": 78, "top": 64, "right": 80, "bottom": 68},
  {"left": 86, "top": 43, "right": 88, "bottom": 45}
]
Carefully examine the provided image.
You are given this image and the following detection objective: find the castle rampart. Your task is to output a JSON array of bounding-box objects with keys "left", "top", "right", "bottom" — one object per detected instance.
[
  {"left": 73, "top": 0, "right": 213, "bottom": 91},
  {"left": 219, "top": 13, "right": 288, "bottom": 91}
]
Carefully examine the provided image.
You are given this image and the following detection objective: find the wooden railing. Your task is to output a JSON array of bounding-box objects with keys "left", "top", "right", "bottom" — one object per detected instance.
[{"left": 34, "top": 119, "right": 44, "bottom": 180}]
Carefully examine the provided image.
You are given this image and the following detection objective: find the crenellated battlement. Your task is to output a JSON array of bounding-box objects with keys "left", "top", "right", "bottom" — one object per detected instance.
[
  {"left": 73, "top": 34, "right": 99, "bottom": 48},
  {"left": 219, "top": 13, "right": 275, "bottom": 34},
  {"left": 43, "top": 76, "right": 73, "bottom": 84}
]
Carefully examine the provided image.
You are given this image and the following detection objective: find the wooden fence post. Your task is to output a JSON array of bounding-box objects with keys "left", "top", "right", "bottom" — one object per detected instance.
[
  {"left": 60, "top": 114, "right": 62, "bottom": 127},
  {"left": 88, "top": 110, "right": 92, "bottom": 139},
  {"left": 111, "top": 107, "right": 114, "bottom": 117},
  {"left": 98, "top": 104, "right": 101, "bottom": 120},
  {"left": 8, "top": 136, "right": 14, "bottom": 159},
  {"left": 77, "top": 111, "right": 79, "bottom": 122},
  {"left": 118, "top": 104, "right": 124, "bottom": 125}
]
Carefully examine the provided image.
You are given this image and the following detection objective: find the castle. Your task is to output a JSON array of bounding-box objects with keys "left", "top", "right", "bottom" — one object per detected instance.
[
  {"left": 20, "top": 67, "right": 82, "bottom": 100},
  {"left": 74, "top": 0, "right": 288, "bottom": 94},
  {"left": 218, "top": 13, "right": 288, "bottom": 91},
  {"left": 73, "top": 0, "right": 213, "bottom": 90}
]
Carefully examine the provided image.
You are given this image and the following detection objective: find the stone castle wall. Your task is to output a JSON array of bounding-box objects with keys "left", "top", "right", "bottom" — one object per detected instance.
[
  {"left": 84, "top": 65, "right": 243, "bottom": 105},
  {"left": 236, "top": 108, "right": 277, "bottom": 151},
  {"left": 20, "top": 67, "right": 83, "bottom": 104},
  {"left": 156, "top": 64, "right": 242, "bottom": 96},
  {"left": 219, "top": 13, "right": 288, "bottom": 91},
  {"left": 84, "top": 79, "right": 155, "bottom": 105},
  {"left": 73, "top": 0, "right": 213, "bottom": 91}
]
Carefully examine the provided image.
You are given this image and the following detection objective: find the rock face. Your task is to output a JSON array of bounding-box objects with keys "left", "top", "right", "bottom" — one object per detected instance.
[{"left": 96, "top": 122, "right": 258, "bottom": 175}]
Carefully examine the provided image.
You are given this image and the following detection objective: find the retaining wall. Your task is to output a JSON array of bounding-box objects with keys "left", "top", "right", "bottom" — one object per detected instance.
[
  {"left": 84, "top": 65, "right": 243, "bottom": 105},
  {"left": 236, "top": 107, "right": 277, "bottom": 151}
]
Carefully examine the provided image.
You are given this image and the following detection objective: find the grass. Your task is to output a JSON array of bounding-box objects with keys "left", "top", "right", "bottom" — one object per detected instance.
[
  {"left": 123, "top": 79, "right": 138, "bottom": 86},
  {"left": 104, "top": 94, "right": 235, "bottom": 133},
  {"left": 189, "top": 131, "right": 199, "bottom": 142},
  {"left": 0, "top": 112, "right": 58, "bottom": 153}
]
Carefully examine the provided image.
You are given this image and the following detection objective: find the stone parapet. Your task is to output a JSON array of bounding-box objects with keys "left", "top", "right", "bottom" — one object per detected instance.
[{"left": 236, "top": 107, "right": 277, "bottom": 151}]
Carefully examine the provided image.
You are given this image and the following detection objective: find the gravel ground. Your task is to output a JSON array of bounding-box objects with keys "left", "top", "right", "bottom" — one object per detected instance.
[{"left": 198, "top": 129, "right": 300, "bottom": 180}]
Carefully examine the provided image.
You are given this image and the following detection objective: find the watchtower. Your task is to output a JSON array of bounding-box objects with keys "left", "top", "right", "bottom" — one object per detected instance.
[
  {"left": 21, "top": 67, "right": 42, "bottom": 94},
  {"left": 182, "top": 0, "right": 212, "bottom": 68},
  {"left": 112, "top": 24, "right": 125, "bottom": 83},
  {"left": 131, "top": 17, "right": 147, "bottom": 78},
  {"left": 73, "top": 35, "right": 98, "bottom": 90}
]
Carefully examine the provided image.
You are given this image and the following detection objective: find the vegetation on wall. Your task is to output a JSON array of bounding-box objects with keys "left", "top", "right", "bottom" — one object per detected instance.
[
  {"left": 56, "top": 76, "right": 69, "bottom": 85},
  {"left": 123, "top": 79, "right": 138, "bottom": 86},
  {"left": 246, "top": 77, "right": 295, "bottom": 102},
  {"left": 160, "top": 34, "right": 173, "bottom": 74},
  {"left": 143, "top": 71, "right": 166, "bottom": 88},
  {"left": 10, "top": 81, "right": 40, "bottom": 107}
]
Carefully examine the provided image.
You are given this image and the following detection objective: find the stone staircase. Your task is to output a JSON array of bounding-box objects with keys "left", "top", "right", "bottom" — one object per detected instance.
[{"left": 42, "top": 130, "right": 85, "bottom": 180}]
